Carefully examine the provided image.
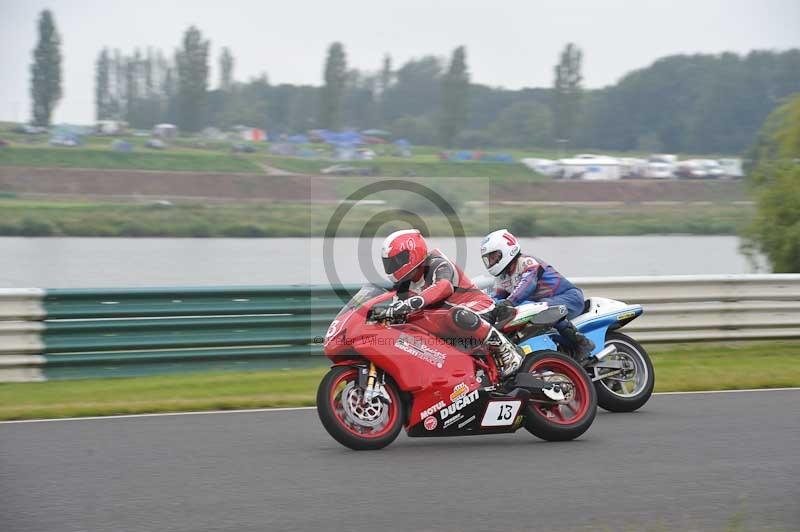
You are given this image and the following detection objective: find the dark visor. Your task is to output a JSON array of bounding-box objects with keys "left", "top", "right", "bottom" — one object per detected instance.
[
  {"left": 482, "top": 251, "right": 502, "bottom": 268},
  {"left": 382, "top": 250, "right": 410, "bottom": 275}
]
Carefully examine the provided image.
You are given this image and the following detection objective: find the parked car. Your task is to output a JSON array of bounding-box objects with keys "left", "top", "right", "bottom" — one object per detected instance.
[
  {"left": 231, "top": 143, "right": 257, "bottom": 153},
  {"left": 674, "top": 160, "right": 709, "bottom": 179},
  {"left": 145, "top": 138, "right": 166, "bottom": 150},
  {"left": 644, "top": 161, "right": 674, "bottom": 179},
  {"left": 521, "top": 158, "right": 561, "bottom": 177},
  {"left": 12, "top": 124, "right": 48, "bottom": 135},
  {"left": 558, "top": 155, "right": 623, "bottom": 180},
  {"left": 619, "top": 157, "right": 648, "bottom": 178},
  {"left": 697, "top": 159, "right": 725, "bottom": 178},
  {"left": 320, "top": 164, "right": 379, "bottom": 176},
  {"left": 50, "top": 136, "right": 81, "bottom": 147}
]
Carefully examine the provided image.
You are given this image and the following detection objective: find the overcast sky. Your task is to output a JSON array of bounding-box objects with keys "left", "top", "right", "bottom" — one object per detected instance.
[{"left": 1, "top": 0, "right": 798, "bottom": 124}]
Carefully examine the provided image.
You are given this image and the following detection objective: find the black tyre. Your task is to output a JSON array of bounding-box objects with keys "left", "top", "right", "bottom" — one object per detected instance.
[
  {"left": 316, "top": 366, "right": 404, "bottom": 450},
  {"left": 521, "top": 351, "right": 597, "bottom": 441},
  {"left": 593, "top": 332, "right": 654, "bottom": 412}
]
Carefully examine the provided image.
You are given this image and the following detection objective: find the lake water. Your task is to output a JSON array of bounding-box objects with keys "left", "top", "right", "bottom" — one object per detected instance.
[{"left": 0, "top": 236, "right": 766, "bottom": 288}]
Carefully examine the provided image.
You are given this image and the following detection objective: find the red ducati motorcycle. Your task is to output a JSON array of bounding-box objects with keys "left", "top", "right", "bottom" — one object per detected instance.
[{"left": 317, "top": 284, "right": 597, "bottom": 450}]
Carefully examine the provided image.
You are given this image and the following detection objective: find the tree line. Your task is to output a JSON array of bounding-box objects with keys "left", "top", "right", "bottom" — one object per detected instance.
[
  {"left": 743, "top": 92, "right": 800, "bottom": 272},
  {"left": 29, "top": 11, "right": 800, "bottom": 155}
]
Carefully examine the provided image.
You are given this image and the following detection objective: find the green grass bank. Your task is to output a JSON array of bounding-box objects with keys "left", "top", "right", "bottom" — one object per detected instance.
[
  {"left": 0, "top": 197, "right": 750, "bottom": 237},
  {"left": 0, "top": 146, "right": 263, "bottom": 173},
  {"left": 1, "top": 341, "right": 797, "bottom": 421}
]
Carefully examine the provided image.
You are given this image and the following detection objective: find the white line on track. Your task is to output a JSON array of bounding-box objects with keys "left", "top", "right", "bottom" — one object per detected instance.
[{"left": 1, "top": 387, "right": 798, "bottom": 425}]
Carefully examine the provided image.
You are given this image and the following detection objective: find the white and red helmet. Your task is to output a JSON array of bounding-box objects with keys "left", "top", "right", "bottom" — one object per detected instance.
[
  {"left": 480, "top": 229, "right": 521, "bottom": 276},
  {"left": 381, "top": 229, "right": 428, "bottom": 282}
]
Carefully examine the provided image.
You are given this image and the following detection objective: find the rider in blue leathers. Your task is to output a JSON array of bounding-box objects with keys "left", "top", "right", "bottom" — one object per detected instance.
[{"left": 481, "top": 229, "right": 595, "bottom": 361}]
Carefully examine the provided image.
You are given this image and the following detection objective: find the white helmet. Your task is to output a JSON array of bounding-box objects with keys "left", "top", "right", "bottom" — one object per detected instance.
[{"left": 480, "top": 229, "right": 521, "bottom": 276}]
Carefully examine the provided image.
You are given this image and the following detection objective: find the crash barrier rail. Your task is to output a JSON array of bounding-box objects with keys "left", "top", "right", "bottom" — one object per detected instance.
[{"left": 1, "top": 274, "right": 799, "bottom": 382}]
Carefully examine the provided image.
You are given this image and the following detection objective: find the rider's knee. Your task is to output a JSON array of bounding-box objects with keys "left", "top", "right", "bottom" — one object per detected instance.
[{"left": 450, "top": 306, "right": 481, "bottom": 331}]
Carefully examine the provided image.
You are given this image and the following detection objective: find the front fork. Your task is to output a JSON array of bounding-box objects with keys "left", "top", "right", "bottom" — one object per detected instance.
[{"left": 359, "top": 362, "right": 392, "bottom": 403}]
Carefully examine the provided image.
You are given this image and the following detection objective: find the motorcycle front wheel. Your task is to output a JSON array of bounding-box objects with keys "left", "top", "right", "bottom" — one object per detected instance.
[
  {"left": 317, "top": 366, "right": 404, "bottom": 450},
  {"left": 593, "top": 331, "right": 655, "bottom": 412},
  {"left": 520, "top": 351, "right": 597, "bottom": 441}
]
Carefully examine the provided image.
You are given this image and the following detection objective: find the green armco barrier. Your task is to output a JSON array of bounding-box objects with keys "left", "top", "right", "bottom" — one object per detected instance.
[
  {"left": 42, "top": 285, "right": 358, "bottom": 319},
  {"left": 42, "top": 315, "right": 336, "bottom": 353},
  {"left": 1, "top": 284, "right": 363, "bottom": 381},
  {"left": 3, "top": 276, "right": 800, "bottom": 382}
]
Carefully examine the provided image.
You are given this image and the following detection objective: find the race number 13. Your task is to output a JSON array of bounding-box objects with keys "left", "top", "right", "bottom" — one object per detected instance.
[{"left": 480, "top": 400, "right": 522, "bottom": 427}]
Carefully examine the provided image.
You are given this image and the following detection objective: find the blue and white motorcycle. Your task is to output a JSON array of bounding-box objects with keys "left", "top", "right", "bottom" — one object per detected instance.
[{"left": 501, "top": 297, "right": 654, "bottom": 413}]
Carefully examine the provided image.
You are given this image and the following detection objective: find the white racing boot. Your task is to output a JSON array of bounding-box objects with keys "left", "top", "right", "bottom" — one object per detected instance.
[{"left": 485, "top": 328, "right": 523, "bottom": 378}]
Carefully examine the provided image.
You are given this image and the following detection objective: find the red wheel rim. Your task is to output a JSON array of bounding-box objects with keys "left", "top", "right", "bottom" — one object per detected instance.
[
  {"left": 529, "top": 357, "right": 590, "bottom": 425},
  {"left": 329, "top": 368, "right": 399, "bottom": 439}
]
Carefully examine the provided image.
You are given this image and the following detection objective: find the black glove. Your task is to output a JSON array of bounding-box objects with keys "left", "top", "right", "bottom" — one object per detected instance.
[{"left": 386, "top": 295, "right": 425, "bottom": 319}]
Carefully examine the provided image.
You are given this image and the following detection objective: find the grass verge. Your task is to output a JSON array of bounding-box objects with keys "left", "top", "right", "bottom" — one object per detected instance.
[
  {"left": 0, "top": 341, "right": 797, "bottom": 421},
  {"left": 0, "top": 146, "right": 263, "bottom": 173},
  {"left": 0, "top": 197, "right": 750, "bottom": 237}
]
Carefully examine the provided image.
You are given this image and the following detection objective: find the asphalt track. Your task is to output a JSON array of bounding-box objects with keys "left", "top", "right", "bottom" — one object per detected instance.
[{"left": 2, "top": 389, "right": 798, "bottom": 532}]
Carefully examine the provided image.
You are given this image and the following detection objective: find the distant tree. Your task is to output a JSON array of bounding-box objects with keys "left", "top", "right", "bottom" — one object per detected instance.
[
  {"left": 320, "top": 42, "right": 348, "bottom": 130},
  {"left": 343, "top": 70, "right": 377, "bottom": 129},
  {"left": 440, "top": 46, "right": 470, "bottom": 147},
  {"left": 391, "top": 114, "right": 437, "bottom": 145},
  {"left": 287, "top": 86, "right": 319, "bottom": 133},
  {"left": 219, "top": 47, "right": 234, "bottom": 91},
  {"left": 163, "top": 52, "right": 179, "bottom": 124},
  {"left": 176, "top": 26, "right": 210, "bottom": 131},
  {"left": 377, "top": 54, "right": 394, "bottom": 125},
  {"left": 111, "top": 49, "right": 125, "bottom": 118},
  {"left": 382, "top": 56, "right": 443, "bottom": 123},
  {"left": 578, "top": 50, "right": 800, "bottom": 153},
  {"left": 124, "top": 49, "right": 141, "bottom": 124},
  {"left": 95, "top": 48, "right": 112, "bottom": 120},
  {"left": 552, "top": 43, "right": 583, "bottom": 145},
  {"left": 30, "top": 10, "right": 62, "bottom": 126},
  {"left": 489, "top": 101, "right": 553, "bottom": 148},
  {"left": 379, "top": 54, "right": 394, "bottom": 96},
  {"left": 744, "top": 94, "right": 800, "bottom": 272},
  {"left": 144, "top": 47, "right": 155, "bottom": 97}
]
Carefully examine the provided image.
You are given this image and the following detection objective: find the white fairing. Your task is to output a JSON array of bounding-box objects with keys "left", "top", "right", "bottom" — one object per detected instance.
[
  {"left": 572, "top": 297, "right": 631, "bottom": 326},
  {"left": 510, "top": 302, "right": 550, "bottom": 325}
]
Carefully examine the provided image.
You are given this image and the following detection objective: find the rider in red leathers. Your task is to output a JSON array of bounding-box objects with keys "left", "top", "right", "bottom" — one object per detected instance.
[{"left": 380, "top": 229, "right": 523, "bottom": 377}]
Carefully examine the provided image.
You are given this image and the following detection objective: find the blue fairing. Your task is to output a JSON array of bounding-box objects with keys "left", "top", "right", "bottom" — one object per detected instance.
[
  {"left": 572, "top": 305, "right": 644, "bottom": 358},
  {"left": 515, "top": 305, "right": 643, "bottom": 359},
  {"left": 518, "top": 333, "right": 558, "bottom": 354}
]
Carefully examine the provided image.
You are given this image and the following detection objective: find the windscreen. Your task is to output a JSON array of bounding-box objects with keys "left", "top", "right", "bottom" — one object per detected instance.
[{"left": 335, "top": 284, "right": 388, "bottom": 319}]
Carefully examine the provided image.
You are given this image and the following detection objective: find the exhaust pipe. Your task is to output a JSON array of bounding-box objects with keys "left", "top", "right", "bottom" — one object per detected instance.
[{"left": 593, "top": 345, "right": 617, "bottom": 361}]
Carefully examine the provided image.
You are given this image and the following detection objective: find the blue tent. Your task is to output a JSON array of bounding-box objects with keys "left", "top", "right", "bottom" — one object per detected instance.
[
  {"left": 319, "top": 130, "right": 363, "bottom": 145},
  {"left": 287, "top": 134, "right": 309, "bottom": 144}
]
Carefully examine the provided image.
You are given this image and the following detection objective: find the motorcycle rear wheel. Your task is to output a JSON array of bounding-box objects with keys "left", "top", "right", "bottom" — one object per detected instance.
[
  {"left": 520, "top": 351, "right": 597, "bottom": 441},
  {"left": 317, "top": 366, "right": 404, "bottom": 450}
]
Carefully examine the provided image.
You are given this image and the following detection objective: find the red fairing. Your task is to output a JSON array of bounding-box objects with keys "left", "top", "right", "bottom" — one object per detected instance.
[{"left": 322, "top": 288, "right": 484, "bottom": 429}]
